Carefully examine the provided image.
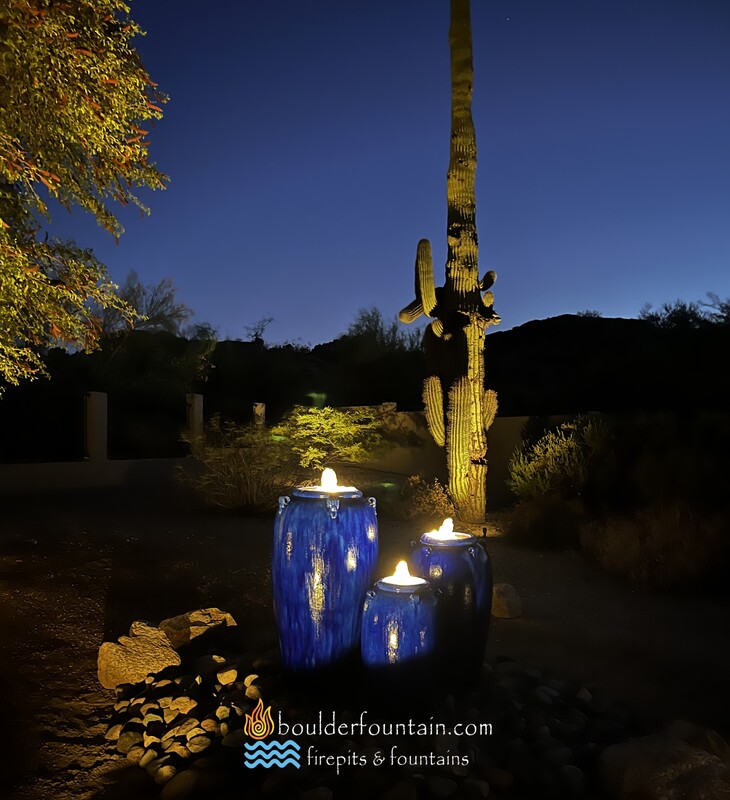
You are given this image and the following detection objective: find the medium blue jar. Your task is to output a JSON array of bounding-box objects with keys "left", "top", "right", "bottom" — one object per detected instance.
[
  {"left": 410, "top": 522, "right": 492, "bottom": 679},
  {"left": 272, "top": 476, "right": 378, "bottom": 672},
  {"left": 361, "top": 562, "right": 439, "bottom": 671}
]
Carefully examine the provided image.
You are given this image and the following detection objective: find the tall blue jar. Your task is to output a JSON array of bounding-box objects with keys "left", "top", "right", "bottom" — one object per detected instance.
[
  {"left": 272, "top": 482, "right": 378, "bottom": 672},
  {"left": 410, "top": 526, "right": 492, "bottom": 680}
]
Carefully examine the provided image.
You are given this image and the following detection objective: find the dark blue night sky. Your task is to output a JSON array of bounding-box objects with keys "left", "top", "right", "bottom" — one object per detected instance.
[{"left": 48, "top": 0, "right": 730, "bottom": 345}]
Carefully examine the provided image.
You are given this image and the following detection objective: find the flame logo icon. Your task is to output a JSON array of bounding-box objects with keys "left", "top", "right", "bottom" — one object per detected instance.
[
  {"left": 243, "top": 700, "right": 299, "bottom": 769},
  {"left": 244, "top": 698, "right": 275, "bottom": 740}
]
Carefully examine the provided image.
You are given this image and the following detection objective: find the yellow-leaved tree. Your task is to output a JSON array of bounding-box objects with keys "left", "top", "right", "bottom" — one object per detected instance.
[{"left": 0, "top": 0, "right": 167, "bottom": 392}]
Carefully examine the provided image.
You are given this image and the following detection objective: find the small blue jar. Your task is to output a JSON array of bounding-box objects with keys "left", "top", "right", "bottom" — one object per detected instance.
[
  {"left": 361, "top": 562, "right": 439, "bottom": 671},
  {"left": 272, "top": 471, "right": 378, "bottom": 672},
  {"left": 410, "top": 520, "right": 492, "bottom": 680}
]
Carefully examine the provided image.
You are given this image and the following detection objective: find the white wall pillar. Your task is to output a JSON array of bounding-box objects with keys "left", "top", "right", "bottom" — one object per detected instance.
[
  {"left": 84, "top": 391, "right": 108, "bottom": 462},
  {"left": 186, "top": 393, "right": 204, "bottom": 438}
]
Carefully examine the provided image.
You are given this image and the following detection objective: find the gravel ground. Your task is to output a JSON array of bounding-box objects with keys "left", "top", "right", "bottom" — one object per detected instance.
[{"left": 1, "top": 486, "right": 728, "bottom": 799}]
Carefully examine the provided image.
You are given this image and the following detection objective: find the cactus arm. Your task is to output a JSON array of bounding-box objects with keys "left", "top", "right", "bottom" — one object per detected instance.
[
  {"left": 483, "top": 389, "right": 498, "bottom": 432},
  {"left": 415, "top": 239, "right": 438, "bottom": 316},
  {"left": 480, "top": 270, "right": 496, "bottom": 291},
  {"left": 399, "top": 298, "right": 424, "bottom": 324},
  {"left": 446, "top": 377, "right": 472, "bottom": 502},
  {"left": 399, "top": 239, "right": 438, "bottom": 324},
  {"left": 423, "top": 376, "right": 446, "bottom": 447},
  {"left": 430, "top": 319, "right": 445, "bottom": 338}
]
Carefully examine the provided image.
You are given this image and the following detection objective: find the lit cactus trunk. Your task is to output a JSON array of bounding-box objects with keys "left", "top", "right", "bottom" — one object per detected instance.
[
  {"left": 399, "top": 0, "right": 500, "bottom": 523},
  {"left": 445, "top": 0, "right": 479, "bottom": 309}
]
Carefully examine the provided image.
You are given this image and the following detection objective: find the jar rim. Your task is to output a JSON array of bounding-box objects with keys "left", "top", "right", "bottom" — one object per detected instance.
[
  {"left": 375, "top": 579, "right": 430, "bottom": 594},
  {"left": 420, "top": 532, "right": 477, "bottom": 547},
  {"left": 291, "top": 487, "right": 363, "bottom": 499}
]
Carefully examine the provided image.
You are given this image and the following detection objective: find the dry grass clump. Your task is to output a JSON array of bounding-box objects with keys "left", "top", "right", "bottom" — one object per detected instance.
[
  {"left": 580, "top": 504, "right": 728, "bottom": 589},
  {"left": 180, "top": 416, "right": 296, "bottom": 511},
  {"left": 392, "top": 475, "right": 455, "bottom": 525}
]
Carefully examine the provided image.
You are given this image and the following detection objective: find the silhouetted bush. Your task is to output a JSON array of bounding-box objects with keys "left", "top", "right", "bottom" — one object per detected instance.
[
  {"left": 580, "top": 504, "right": 728, "bottom": 589},
  {"left": 584, "top": 411, "right": 730, "bottom": 515},
  {"left": 505, "top": 497, "right": 586, "bottom": 551},
  {"left": 509, "top": 411, "right": 730, "bottom": 515},
  {"left": 180, "top": 416, "right": 297, "bottom": 511},
  {"left": 0, "top": 379, "right": 84, "bottom": 462},
  {"left": 504, "top": 412, "right": 730, "bottom": 585}
]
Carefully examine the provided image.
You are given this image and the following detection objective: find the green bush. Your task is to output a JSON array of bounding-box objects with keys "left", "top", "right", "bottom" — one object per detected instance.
[
  {"left": 507, "top": 417, "right": 609, "bottom": 503},
  {"left": 180, "top": 416, "right": 297, "bottom": 511}
]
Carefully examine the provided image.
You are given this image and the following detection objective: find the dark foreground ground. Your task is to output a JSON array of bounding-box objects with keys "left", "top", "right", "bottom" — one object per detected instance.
[{"left": 1, "top": 485, "right": 728, "bottom": 800}]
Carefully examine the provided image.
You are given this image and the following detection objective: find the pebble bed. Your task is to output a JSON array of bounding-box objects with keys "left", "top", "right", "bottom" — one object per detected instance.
[{"left": 104, "top": 645, "right": 644, "bottom": 800}]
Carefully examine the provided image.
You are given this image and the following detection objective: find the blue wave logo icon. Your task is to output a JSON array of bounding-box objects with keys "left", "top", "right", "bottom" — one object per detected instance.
[{"left": 244, "top": 739, "right": 301, "bottom": 769}]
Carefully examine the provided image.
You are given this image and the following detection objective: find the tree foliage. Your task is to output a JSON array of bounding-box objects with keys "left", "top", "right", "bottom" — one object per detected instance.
[
  {"left": 638, "top": 294, "right": 730, "bottom": 330},
  {"left": 639, "top": 299, "right": 708, "bottom": 330},
  {"left": 0, "top": 0, "right": 167, "bottom": 391},
  {"left": 102, "top": 270, "right": 193, "bottom": 335},
  {"left": 272, "top": 405, "right": 385, "bottom": 470},
  {"left": 243, "top": 315, "right": 274, "bottom": 343},
  {"left": 701, "top": 292, "right": 730, "bottom": 326},
  {"left": 347, "top": 307, "right": 423, "bottom": 353}
]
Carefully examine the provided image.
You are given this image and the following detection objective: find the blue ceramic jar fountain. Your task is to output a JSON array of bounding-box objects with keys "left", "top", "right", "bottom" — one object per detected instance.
[
  {"left": 410, "top": 518, "right": 492, "bottom": 680},
  {"left": 272, "top": 469, "right": 378, "bottom": 672},
  {"left": 361, "top": 561, "right": 439, "bottom": 669}
]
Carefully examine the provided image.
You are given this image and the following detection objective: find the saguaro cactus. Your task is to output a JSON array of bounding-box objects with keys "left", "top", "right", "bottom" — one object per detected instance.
[{"left": 399, "top": 0, "right": 500, "bottom": 523}]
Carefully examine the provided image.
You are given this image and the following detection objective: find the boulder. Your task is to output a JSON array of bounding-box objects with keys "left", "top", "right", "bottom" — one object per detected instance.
[
  {"left": 665, "top": 720, "right": 730, "bottom": 764},
  {"left": 600, "top": 734, "right": 730, "bottom": 800},
  {"left": 98, "top": 622, "right": 180, "bottom": 689},
  {"left": 492, "top": 583, "right": 522, "bottom": 618},
  {"left": 159, "top": 608, "right": 237, "bottom": 649}
]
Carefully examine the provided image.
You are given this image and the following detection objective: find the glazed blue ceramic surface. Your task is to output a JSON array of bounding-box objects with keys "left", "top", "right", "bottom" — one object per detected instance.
[
  {"left": 272, "top": 488, "right": 378, "bottom": 672},
  {"left": 360, "top": 580, "right": 438, "bottom": 668},
  {"left": 410, "top": 533, "right": 492, "bottom": 676}
]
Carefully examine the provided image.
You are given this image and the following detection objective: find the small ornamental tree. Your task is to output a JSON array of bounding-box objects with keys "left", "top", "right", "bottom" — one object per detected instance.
[
  {"left": 272, "top": 406, "right": 385, "bottom": 471},
  {"left": 0, "top": 0, "right": 167, "bottom": 392}
]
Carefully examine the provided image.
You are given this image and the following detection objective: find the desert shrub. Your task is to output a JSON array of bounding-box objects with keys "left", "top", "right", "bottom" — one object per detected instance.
[
  {"left": 506, "top": 411, "right": 730, "bottom": 577},
  {"left": 507, "top": 417, "right": 609, "bottom": 503},
  {"left": 504, "top": 497, "right": 586, "bottom": 550},
  {"left": 584, "top": 411, "right": 730, "bottom": 515},
  {"left": 180, "top": 416, "right": 297, "bottom": 511},
  {"left": 393, "top": 475, "right": 455, "bottom": 524},
  {"left": 271, "top": 405, "right": 386, "bottom": 470},
  {"left": 580, "top": 504, "right": 728, "bottom": 589}
]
